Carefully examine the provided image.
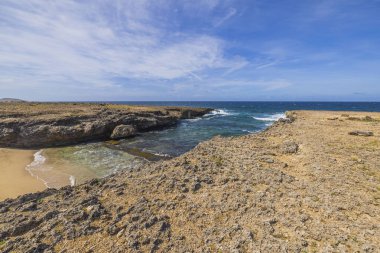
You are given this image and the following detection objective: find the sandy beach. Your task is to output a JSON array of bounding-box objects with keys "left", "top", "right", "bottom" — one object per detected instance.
[{"left": 0, "top": 148, "right": 46, "bottom": 200}]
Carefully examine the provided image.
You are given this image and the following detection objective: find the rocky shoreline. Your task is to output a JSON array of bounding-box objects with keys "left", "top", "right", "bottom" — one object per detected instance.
[
  {"left": 0, "top": 103, "right": 211, "bottom": 148},
  {"left": 0, "top": 110, "right": 379, "bottom": 252}
]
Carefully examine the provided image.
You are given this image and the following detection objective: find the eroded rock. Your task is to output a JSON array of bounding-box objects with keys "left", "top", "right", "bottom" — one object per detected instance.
[{"left": 110, "top": 125, "right": 136, "bottom": 139}]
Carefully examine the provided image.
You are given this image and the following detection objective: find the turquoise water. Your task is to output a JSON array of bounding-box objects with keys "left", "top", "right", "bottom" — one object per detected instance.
[
  {"left": 29, "top": 102, "right": 380, "bottom": 187},
  {"left": 113, "top": 101, "right": 380, "bottom": 156}
]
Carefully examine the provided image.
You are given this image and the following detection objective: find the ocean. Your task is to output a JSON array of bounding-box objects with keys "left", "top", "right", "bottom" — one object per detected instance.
[{"left": 26, "top": 101, "right": 380, "bottom": 188}]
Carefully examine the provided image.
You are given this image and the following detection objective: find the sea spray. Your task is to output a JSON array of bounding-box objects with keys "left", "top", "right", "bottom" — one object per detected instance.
[
  {"left": 69, "top": 175, "right": 76, "bottom": 186},
  {"left": 252, "top": 113, "right": 286, "bottom": 122},
  {"left": 205, "top": 109, "right": 236, "bottom": 117}
]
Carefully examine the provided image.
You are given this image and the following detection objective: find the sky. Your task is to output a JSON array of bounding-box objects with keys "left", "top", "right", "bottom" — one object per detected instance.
[{"left": 0, "top": 0, "right": 379, "bottom": 101}]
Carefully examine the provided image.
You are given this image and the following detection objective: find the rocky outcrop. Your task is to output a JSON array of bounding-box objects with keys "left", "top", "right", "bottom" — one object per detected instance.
[
  {"left": 0, "top": 110, "right": 379, "bottom": 252},
  {"left": 0, "top": 103, "right": 211, "bottom": 148}
]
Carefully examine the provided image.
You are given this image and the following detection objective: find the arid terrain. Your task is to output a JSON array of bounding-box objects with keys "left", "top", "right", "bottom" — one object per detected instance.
[{"left": 0, "top": 110, "right": 379, "bottom": 252}]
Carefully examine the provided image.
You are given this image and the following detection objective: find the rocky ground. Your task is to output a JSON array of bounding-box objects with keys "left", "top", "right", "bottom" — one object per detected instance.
[
  {"left": 0, "top": 110, "right": 379, "bottom": 252},
  {"left": 0, "top": 103, "right": 210, "bottom": 148}
]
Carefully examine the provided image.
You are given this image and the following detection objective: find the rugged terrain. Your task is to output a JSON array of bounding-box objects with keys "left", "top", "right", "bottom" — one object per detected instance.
[
  {"left": 0, "top": 103, "right": 211, "bottom": 148},
  {"left": 0, "top": 110, "right": 379, "bottom": 252}
]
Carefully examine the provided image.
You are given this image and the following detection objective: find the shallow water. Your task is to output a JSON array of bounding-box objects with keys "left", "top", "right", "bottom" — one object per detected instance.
[
  {"left": 27, "top": 143, "right": 145, "bottom": 188},
  {"left": 26, "top": 101, "right": 380, "bottom": 188}
]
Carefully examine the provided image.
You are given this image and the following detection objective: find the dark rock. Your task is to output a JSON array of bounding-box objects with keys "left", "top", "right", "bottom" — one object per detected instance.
[
  {"left": 145, "top": 216, "right": 158, "bottom": 228},
  {"left": 192, "top": 182, "right": 201, "bottom": 192},
  {"left": 349, "top": 131, "right": 374, "bottom": 136},
  {"left": 107, "top": 225, "right": 120, "bottom": 236},
  {"left": 11, "top": 218, "right": 41, "bottom": 237},
  {"left": 43, "top": 210, "right": 59, "bottom": 221},
  {"left": 18, "top": 202, "right": 37, "bottom": 212}
]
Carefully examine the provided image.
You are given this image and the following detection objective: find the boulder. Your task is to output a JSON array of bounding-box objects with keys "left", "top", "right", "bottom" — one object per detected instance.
[{"left": 110, "top": 125, "right": 136, "bottom": 139}]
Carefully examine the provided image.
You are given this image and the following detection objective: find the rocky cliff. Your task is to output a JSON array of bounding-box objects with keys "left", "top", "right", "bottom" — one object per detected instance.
[
  {"left": 0, "top": 110, "right": 379, "bottom": 252},
  {"left": 0, "top": 103, "right": 211, "bottom": 148}
]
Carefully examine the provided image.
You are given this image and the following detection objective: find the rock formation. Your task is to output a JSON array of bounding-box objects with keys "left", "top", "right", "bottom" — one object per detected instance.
[{"left": 0, "top": 103, "right": 211, "bottom": 148}]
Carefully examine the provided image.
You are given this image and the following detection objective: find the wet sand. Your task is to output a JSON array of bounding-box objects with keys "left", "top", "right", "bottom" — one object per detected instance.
[{"left": 0, "top": 148, "right": 46, "bottom": 200}]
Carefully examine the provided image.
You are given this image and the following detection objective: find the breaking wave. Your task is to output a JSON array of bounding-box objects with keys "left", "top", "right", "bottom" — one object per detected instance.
[
  {"left": 25, "top": 150, "right": 49, "bottom": 187},
  {"left": 252, "top": 113, "right": 285, "bottom": 122},
  {"left": 204, "top": 109, "right": 237, "bottom": 119}
]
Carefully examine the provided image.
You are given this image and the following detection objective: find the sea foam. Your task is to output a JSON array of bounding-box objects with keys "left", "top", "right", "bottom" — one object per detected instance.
[
  {"left": 69, "top": 175, "right": 76, "bottom": 186},
  {"left": 25, "top": 149, "right": 49, "bottom": 187},
  {"left": 252, "top": 113, "right": 285, "bottom": 122},
  {"left": 205, "top": 109, "right": 236, "bottom": 117}
]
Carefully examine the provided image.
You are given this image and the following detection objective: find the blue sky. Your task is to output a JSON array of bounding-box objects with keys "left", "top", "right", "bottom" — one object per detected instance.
[{"left": 0, "top": 0, "right": 379, "bottom": 101}]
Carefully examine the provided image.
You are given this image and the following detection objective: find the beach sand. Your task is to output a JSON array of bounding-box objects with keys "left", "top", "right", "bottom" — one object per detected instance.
[{"left": 0, "top": 148, "right": 46, "bottom": 200}]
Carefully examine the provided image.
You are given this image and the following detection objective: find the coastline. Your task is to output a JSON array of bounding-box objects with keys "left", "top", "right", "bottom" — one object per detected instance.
[
  {"left": 0, "top": 103, "right": 211, "bottom": 200},
  {"left": 0, "top": 148, "right": 46, "bottom": 200},
  {"left": 0, "top": 103, "right": 212, "bottom": 148},
  {"left": 1, "top": 110, "right": 379, "bottom": 252}
]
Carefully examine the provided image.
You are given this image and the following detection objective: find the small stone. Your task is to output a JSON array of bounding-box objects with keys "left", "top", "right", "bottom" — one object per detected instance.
[{"left": 263, "top": 158, "right": 274, "bottom": 163}]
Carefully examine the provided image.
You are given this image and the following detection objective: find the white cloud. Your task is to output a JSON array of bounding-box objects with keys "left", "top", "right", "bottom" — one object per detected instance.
[
  {"left": 0, "top": 0, "right": 247, "bottom": 97},
  {"left": 171, "top": 78, "right": 292, "bottom": 95}
]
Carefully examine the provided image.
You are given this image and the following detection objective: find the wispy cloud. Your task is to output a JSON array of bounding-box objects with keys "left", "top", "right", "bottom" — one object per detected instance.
[
  {"left": 214, "top": 8, "right": 237, "bottom": 27},
  {"left": 0, "top": 0, "right": 246, "bottom": 98},
  {"left": 171, "top": 78, "right": 292, "bottom": 98}
]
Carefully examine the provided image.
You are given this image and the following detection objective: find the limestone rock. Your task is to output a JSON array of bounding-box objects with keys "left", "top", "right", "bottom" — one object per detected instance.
[{"left": 0, "top": 103, "right": 211, "bottom": 148}]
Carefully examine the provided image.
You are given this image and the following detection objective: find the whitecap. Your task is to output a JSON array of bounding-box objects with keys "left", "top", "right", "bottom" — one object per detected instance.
[
  {"left": 252, "top": 113, "right": 285, "bottom": 122},
  {"left": 183, "top": 117, "right": 202, "bottom": 122},
  {"left": 204, "top": 109, "right": 236, "bottom": 117}
]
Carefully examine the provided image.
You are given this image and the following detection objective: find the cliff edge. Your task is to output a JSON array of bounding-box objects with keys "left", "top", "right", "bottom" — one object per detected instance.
[{"left": 0, "top": 103, "right": 211, "bottom": 148}]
